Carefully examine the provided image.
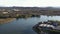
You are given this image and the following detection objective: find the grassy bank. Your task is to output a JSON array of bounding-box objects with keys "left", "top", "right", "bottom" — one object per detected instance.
[{"left": 0, "top": 18, "right": 16, "bottom": 24}]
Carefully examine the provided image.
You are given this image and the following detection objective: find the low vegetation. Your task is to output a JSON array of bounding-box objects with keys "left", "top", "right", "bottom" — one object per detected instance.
[{"left": 0, "top": 18, "right": 16, "bottom": 24}]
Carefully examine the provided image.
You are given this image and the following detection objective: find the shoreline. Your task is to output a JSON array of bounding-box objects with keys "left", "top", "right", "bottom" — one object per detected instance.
[{"left": 0, "top": 18, "right": 16, "bottom": 24}]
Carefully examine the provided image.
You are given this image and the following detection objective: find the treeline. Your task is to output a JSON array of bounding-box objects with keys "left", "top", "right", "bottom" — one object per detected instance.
[{"left": 0, "top": 14, "right": 40, "bottom": 18}]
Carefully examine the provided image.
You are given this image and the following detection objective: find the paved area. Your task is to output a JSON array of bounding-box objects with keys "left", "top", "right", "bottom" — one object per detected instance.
[{"left": 54, "top": 26, "right": 60, "bottom": 30}]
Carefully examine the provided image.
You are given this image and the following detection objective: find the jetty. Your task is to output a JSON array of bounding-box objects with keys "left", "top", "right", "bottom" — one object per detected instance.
[{"left": 33, "top": 20, "right": 60, "bottom": 34}]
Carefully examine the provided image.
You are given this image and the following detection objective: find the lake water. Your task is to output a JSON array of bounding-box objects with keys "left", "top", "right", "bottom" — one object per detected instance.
[{"left": 0, "top": 15, "right": 60, "bottom": 34}]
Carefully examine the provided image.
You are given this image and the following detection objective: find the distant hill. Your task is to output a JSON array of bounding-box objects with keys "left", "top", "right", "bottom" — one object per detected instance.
[{"left": 0, "top": 7, "right": 60, "bottom": 11}]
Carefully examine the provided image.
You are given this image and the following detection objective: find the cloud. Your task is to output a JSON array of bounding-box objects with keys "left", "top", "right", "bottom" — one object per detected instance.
[{"left": 0, "top": 0, "right": 60, "bottom": 7}]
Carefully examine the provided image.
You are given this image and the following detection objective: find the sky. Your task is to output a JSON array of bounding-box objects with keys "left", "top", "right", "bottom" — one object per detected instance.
[{"left": 0, "top": 0, "right": 60, "bottom": 7}]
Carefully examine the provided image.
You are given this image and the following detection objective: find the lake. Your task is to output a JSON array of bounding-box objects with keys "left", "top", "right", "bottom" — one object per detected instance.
[{"left": 0, "top": 15, "right": 60, "bottom": 34}]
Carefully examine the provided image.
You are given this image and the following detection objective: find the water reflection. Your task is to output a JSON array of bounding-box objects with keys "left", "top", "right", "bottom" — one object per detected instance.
[{"left": 0, "top": 15, "right": 60, "bottom": 34}]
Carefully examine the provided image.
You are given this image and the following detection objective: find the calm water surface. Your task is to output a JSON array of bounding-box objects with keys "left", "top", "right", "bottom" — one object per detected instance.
[{"left": 0, "top": 15, "right": 60, "bottom": 34}]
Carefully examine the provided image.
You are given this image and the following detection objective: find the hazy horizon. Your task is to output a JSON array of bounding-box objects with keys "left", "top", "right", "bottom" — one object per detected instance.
[{"left": 0, "top": 0, "right": 60, "bottom": 7}]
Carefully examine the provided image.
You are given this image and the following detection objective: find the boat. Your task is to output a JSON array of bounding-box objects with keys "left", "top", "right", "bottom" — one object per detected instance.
[{"left": 33, "top": 20, "right": 60, "bottom": 34}]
